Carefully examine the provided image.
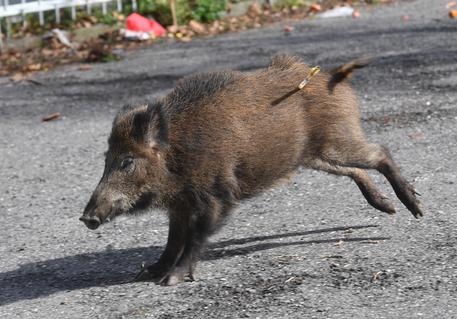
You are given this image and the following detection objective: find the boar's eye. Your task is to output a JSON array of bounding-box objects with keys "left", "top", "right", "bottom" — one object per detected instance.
[{"left": 120, "top": 156, "right": 135, "bottom": 172}]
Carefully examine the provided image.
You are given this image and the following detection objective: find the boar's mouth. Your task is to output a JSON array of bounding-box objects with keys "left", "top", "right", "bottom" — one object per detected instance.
[
  {"left": 130, "top": 192, "right": 156, "bottom": 212},
  {"left": 104, "top": 192, "right": 157, "bottom": 223}
]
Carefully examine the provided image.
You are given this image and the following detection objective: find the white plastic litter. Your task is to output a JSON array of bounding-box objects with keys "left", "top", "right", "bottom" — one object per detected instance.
[
  {"left": 120, "top": 29, "right": 151, "bottom": 41},
  {"left": 43, "top": 29, "right": 72, "bottom": 47},
  {"left": 52, "top": 29, "right": 72, "bottom": 47},
  {"left": 319, "top": 6, "right": 354, "bottom": 18}
]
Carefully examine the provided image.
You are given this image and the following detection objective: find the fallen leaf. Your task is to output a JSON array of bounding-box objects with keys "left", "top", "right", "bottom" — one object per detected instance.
[
  {"left": 372, "top": 271, "right": 382, "bottom": 281},
  {"left": 42, "top": 112, "right": 61, "bottom": 122},
  {"left": 408, "top": 132, "right": 424, "bottom": 140},
  {"left": 401, "top": 15, "right": 410, "bottom": 21},
  {"left": 309, "top": 4, "right": 322, "bottom": 13},
  {"left": 362, "top": 240, "right": 380, "bottom": 244},
  {"left": 188, "top": 20, "right": 206, "bottom": 35},
  {"left": 248, "top": 1, "right": 262, "bottom": 18},
  {"left": 78, "top": 64, "right": 92, "bottom": 71},
  {"left": 112, "top": 11, "right": 125, "bottom": 21},
  {"left": 82, "top": 20, "right": 92, "bottom": 28},
  {"left": 283, "top": 25, "right": 294, "bottom": 32},
  {"left": 449, "top": 9, "right": 457, "bottom": 18},
  {"left": 27, "top": 63, "right": 42, "bottom": 71},
  {"left": 352, "top": 9, "right": 361, "bottom": 18},
  {"left": 167, "top": 25, "right": 179, "bottom": 33},
  {"left": 446, "top": 1, "right": 457, "bottom": 8},
  {"left": 10, "top": 73, "right": 29, "bottom": 82},
  {"left": 41, "top": 48, "right": 54, "bottom": 57},
  {"left": 334, "top": 240, "right": 344, "bottom": 246}
]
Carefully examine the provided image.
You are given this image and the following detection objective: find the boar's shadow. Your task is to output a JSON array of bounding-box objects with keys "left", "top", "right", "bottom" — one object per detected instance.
[{"left": 0, "top": 224, "right": 388, "bottom": 306}]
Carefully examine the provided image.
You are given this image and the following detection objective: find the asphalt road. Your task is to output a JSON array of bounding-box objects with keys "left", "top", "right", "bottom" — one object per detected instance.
[{"left": 1, "top": 0, "right": 456, "bottom": 318}]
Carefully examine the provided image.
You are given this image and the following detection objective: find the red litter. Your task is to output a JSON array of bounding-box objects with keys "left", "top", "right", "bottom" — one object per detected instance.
[{"left": 126, "top": 13, "right": 166, "bottom": 37}]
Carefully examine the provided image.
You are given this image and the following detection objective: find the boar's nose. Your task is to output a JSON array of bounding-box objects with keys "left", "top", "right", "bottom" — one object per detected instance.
[{"left": 79, "top": 215, "right": 101, "bottom": 230}]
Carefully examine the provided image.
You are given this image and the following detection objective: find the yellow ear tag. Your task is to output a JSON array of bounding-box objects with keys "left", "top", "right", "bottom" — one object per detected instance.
[{"left": 298, "top": 66, "right": 320, "bottom": 90}]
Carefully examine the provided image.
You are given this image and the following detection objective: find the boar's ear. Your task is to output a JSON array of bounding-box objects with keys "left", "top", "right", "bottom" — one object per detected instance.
[
  {"left": 146, "top": 101, "right": 169, "bottom": 148},
  {"left": 114, "top": 103, "right": 137, "bottom": 125},
  {"left": 133, "top": 101, "right": 168, "bottom": 149}
]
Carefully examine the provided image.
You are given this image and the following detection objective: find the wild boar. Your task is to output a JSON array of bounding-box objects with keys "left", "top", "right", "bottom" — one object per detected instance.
[{"left": 79, "top": 54, "right": 423, "bottom": 285}]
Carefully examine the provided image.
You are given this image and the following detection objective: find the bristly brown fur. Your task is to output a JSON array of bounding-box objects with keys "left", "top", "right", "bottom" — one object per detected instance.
[
  {"left": 268, "top": 54, "right": 303, "bottom": 70},
  {"left": 163, "top": 71, "right": 242, "bottom": 115},
  {"left": 82, "top": 54, "right": 423, "bottom": 286}
]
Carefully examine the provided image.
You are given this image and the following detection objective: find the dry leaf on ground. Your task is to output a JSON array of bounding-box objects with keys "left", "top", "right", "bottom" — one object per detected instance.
[{"left": 42, "top": 112, "right": 62, "bottom": 122}]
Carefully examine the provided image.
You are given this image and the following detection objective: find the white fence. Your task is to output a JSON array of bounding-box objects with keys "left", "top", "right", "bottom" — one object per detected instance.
[
  {"left": 0, "top": 0, "right": 135, "bottom": 20},
  {"left": 0, "top": 0, "right": 138, "bottom": 46}
]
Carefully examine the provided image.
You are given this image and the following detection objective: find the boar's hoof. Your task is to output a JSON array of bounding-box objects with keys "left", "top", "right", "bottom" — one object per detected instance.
[
  {"left": 160, "top": 269, "right": 195, "bottom": 286},
  {"left": 375, "top": 195, "right": 396, "bottom": 215},
  {"left": 161, "top": 273, "right": 185, "bottom": 286},
  {"left": 403, "top": 183, "right": 424, "bottom": 219},
  {"left": 133, "top": 262, "right": 168, "bottom": 282},
  {"left": 133, "top": 263, "right": 195, "bottom": 286}
]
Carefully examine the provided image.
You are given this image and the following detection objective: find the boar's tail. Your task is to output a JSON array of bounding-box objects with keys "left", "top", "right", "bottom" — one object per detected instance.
[{"left": 328, "top": 56, "right": 376, "bottom": 93}]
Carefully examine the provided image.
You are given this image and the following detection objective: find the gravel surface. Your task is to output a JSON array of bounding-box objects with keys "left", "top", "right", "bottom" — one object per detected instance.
[{"left": 1, "top": 0, "right": 456, "bottom": 318}]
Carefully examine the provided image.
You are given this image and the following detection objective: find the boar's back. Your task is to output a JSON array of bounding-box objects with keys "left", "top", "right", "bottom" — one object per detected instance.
[{"left": 164, "top": 71, "right": 242, "bottom": 115}]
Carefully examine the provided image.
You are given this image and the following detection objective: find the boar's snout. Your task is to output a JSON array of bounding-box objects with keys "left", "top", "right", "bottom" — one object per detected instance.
[
  {"left": 80, "top": 193, "right": 112, "bottom": 230},
  {"left": 79, "top": 214, "right": 101, "bottom": 230}
]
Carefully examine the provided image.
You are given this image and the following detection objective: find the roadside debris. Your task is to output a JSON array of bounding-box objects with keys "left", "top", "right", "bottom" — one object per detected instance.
[
  {"left": 283, "top": 25, "right": 294, "bottom": 33},
  {"left": 78, "top": 64, "right": 92, "bottom": 71},
  {"left": 247, "top": 1, "right": 262, "bottom": 18},
  {"left": 352, "top": 9, "right": 361, "bottom": 18},
  {"left": 125, "top": 13, "right": 166, "bottom": 36},
  {"left": 188, "top": 20, "right": 206, "bottom": 35},
  {"left": 120, "top": 29, "right": 153, "bottom": 41},
  {"left": 10, "top": 73, "right": 29, "bottom": 82},
  {"left": 0, "top": 2, "right": 383, "bottom": 77},
  {"left": 10, "top": 72, "right": 44, "bottom": 85},
  {"left": 372, "top": 271, "right": 383, "bottom": 281},
  {"left": 42, "top": 112, "right": 62, "bottom": 122},
  {"left": 309, "top": 4, "right": 322, "bottom": 14},
  {"left": 447, "top": 1, "right": 457, "bottom": 17},
  {"left": 50, "top": 29, "right": 72, "bottom": 48},
  {"left": 335, "top": 240, "right": 345, "bottom": 246},
  {"left": 318, "top": 6, "right": 354, "bottom": 18},
  {"left": 120, "top": 14, "right": 166, "bottom": 41},
  {"left": 408, "top": 132, "right": 425, "bottom": 140},
  {"left": 85, "top": 42, "right": 121, "bottom": 63}
]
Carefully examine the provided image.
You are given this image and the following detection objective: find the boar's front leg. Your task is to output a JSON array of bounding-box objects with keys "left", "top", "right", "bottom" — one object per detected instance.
[
  {"left": 160, "top": 212, "right": 215, "bottom": 285},
  {"left": 135, "top": 191, "right": 228, "bottom": 285},
  {"left": 134, "top": 212, "right": 189, "bottom": 283},
  {"left": 158, "top": 194, "right": 231, "bottom": 286}
]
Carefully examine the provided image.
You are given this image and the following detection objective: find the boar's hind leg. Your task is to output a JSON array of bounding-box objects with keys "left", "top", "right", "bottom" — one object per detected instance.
[
  {"left": 310, "top": 160, "right": 396, "bottom": 214},
  {"left": 322, "top": 142, "right": 424, "bottom": 218},
  {"left": 134, "top": 213, "right": 189, "bottom": 282}
]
